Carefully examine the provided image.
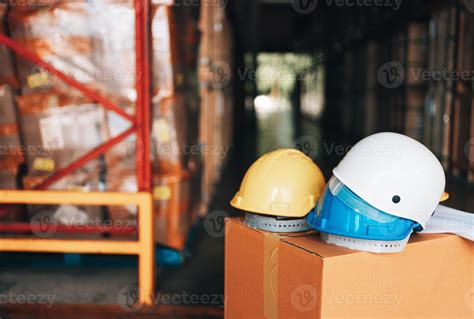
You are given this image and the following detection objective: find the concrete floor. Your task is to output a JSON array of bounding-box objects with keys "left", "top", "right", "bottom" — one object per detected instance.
[{"left": 0, "top": 107, "right": 472, "bottom": 314}]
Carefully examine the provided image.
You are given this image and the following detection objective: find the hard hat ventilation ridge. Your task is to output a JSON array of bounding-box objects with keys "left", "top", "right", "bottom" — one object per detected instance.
[{"left": 244, "top": 213, "right": 310, "bottom": 233}]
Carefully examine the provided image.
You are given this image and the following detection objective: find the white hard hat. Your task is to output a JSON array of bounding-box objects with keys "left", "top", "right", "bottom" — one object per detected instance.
[{"left": 333, "top": 132, "right": 447, "bottom": 228}]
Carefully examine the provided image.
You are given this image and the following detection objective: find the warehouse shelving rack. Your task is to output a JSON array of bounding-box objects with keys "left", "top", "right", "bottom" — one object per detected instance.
[{"left": 0, "top": 0, "right": 155, "bottom": 305}]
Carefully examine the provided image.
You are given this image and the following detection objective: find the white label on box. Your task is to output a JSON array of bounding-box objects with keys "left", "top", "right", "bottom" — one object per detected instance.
[{"left": 39, "top": 116, "right": 65, "bottom": 150}]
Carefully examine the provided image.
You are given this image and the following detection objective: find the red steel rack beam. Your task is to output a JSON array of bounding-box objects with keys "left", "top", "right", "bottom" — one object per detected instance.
[{"left": 135, "top": 0, "right": 152, "bottom": 192}]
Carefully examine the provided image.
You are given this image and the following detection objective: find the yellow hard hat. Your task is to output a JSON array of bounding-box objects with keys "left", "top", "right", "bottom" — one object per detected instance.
[{"left": 230, "top": 149, "right": 325, "bottom": 218}]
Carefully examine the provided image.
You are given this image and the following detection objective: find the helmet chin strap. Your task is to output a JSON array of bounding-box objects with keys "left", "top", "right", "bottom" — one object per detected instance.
[
  {"left": 320, "top": 232, "right": 412, "bottom": 253},
  {"left": 244, "top": 213, "right": 310, "bottom": 233}
]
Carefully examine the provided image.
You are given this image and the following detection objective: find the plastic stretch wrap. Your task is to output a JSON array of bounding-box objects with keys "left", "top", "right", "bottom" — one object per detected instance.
[
  {"left": 9, "top": 3, "right": 94, "bottom": 95},
  {"left": 9, "top": 2, "right": 136, "bottom": 109},
  {"left": 16, "top": 93, "right": 106, "bottom": 175},
  {"left": 152, "top": 95, "right": 189, "bottom": 175}
]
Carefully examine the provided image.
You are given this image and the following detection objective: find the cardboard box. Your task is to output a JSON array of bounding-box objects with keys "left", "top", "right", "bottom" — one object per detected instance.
[
  {"left": 225, "top": 218, "right": 474, "bottom": 318},
  {"left": 151, "top": 4, "right": 199, "bottom": 98},
  {"left": 197, "top": 0, "right": 234, "bottom": 216},
  {"left": 8, "top": 3, "right": 93, "bottom": 95},
  {"left": 106, "top": 164, "right": 201, "bottom": 250},
  {"left": 16, "top": 94, "right": 105, "bottom": 175},
  {"left": 9, "top": 2, "right": 136, "bottom": 109}
]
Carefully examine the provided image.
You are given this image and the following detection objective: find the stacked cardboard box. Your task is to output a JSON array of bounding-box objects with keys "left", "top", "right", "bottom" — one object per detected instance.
[
  {"left": 225, "top": 218, "right": 474, "bottom": 318},
  {"left": 88, "top": 1, "right": 136, "bottom": 110},
  {"left": 0, "top": 1, "right": 207, "bottom": 246},
  {"left": 198, "top": 0, "right": 233, "bottom": 215},
  {"left": 106, "top": 93, "right": 202, "bottom": 249},
  {"left": 152, "top": 94, "right": 200, "bottom": 249},
  {"left": 104, "top": 3, "right": 202, "bottom": 249},
  {"left": 8, "top": 1, "right": 136, "bottom": 111},
  {"left": 4, "top": 2, "right": 131, "bottom": 227},
  {"left": 14, "top": 91, "right": 105, "bottom": 226},
  {"left": 15, "top": 93, "right": 104, "bottom": 177},
  {"left": 151, "top": 4, "right": 201, "bottom": 249},
  {"left": 8, "top": 3, "right": 93, "bottom": 97},
  {"left": 7, "top": 1, "right": 124, "bottom": 184}
]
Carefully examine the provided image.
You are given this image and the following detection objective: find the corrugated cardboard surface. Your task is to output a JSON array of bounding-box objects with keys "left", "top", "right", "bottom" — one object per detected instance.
[
  {"left": 225, "top": 218, "right": 265, "bottom": 318},
  {"left": 321, "top": 234, "right": 473, "bottom": 317},
  {"left": 225, "top": 218, "right": 474, "bottom": 318}
]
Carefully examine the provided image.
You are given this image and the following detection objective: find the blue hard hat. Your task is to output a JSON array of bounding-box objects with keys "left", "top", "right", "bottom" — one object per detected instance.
[{"left": 307, "top": 176, "right": 420, "bottom": 241}]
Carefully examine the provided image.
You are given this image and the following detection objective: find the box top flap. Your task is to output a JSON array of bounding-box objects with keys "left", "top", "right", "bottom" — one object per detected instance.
[{"left": 229, "top": 218, "right": 455, "bottom": 258}]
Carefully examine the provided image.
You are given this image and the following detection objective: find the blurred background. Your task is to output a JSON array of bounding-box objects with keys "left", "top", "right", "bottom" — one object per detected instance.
[{"left": 0, "top": 0, "right": 473, "bottom": 317}]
